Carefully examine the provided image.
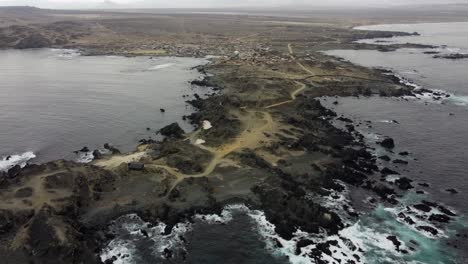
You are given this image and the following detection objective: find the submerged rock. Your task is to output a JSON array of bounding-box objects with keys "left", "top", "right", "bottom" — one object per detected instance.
[
  {"left": 381, "top": 167, "right": 399, "bottom": 175},
  {"left": 413, "top": 203, "right": 432, "bottom": 213},
  {"left": 429, "top": 214, "right": 451, "bottom": 223},
  {"left": 445, "top": 188, "right": 458, "bottom": 194},
  {"left": 104, "top": 143, "right": 121, "bottom": 154},
  {"left": 395, "top": 177, "right": 414, "bottom": 190},
  {"left": 379, "top": 138, "right": 395, "bottom": 149},
  {"left": 434, "top": 53, "right": 468, "bottom": 60},
  {"left": 417, "top": 225, "right": 438, "bottom": 236},
  {"left": 386, "top": 235, "right": 402, "bottom": 251},
  {"left": 379, "top": 155, "right": 391, "bottom": 162},
  {"left": 393, "top": 159, "right": 408, "bottom": 165}
]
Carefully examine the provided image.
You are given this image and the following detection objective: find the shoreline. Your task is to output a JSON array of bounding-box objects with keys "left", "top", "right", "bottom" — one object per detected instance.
[
  {"left": 0, "top": 43, "right": 420, "bottom": 263},
  {"left": 1, "top": 12, "right": 467, "bottom": 263}
]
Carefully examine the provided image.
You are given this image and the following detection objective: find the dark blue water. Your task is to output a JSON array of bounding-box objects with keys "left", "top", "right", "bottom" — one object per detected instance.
[
  {"left": 100, "top": 23, "right": 468, "bottom": 264},
  {"left": 323, "top": 22, "right": 468, "bottom": 263},
  {"left": 4, "top": 23, "right": 467, "bottom": 264}
]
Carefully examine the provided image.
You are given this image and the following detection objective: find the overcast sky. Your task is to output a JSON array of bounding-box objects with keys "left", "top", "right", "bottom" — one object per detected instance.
[{"left": 0, "top": 0, "right": 466, "bottom": 9}]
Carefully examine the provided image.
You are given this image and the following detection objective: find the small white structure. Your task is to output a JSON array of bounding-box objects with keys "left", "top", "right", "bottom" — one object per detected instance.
[
  {"left": 202, "top": 120, "right": 213, "bottom": 130},
  {"left": 195, "top": 139, "right": 206, "bottom": 145}
]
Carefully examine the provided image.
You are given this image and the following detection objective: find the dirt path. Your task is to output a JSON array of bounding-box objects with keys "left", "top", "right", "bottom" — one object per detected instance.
[
  {"left": 151, "top": 43, "right": 316, "bottom": 195},
  {"left": 95, "top": 151, "right": 147, "bottom": 169},
  {"left": 158, "top": 110, "right": 275, "bottom": 194},
  {"left": 264, "top": 81, "right": 306, "bottom": 109},
  {"left": 98, "top": 43, "right": 314, "bottom": 196},
  {"left": 288, "top": 43, "right": 315, "bottom": 75}
]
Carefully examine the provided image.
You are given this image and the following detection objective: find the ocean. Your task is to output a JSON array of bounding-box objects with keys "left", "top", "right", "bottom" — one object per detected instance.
[
  {"left": 0, "top": 49, "right": 207, "bottom": 167},
  {"left": 322, "top": 22, "right": 468, "bottom": 263},
  {"left": 101, "top": 23, "right": 468, "bottom": 264},
  {"left": 2, "top": 22, "right": 468, "bottom": 264}
]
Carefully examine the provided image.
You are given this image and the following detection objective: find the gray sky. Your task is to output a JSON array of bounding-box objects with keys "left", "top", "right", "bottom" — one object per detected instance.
[{"left": 0, "top": 0, "right": 466, "bottom": 9}]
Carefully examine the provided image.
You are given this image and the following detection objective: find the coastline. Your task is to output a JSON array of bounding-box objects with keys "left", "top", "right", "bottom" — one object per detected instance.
[
  {"left": 0, "top": 42, "right": 419, "bottom": 263},
  {"left": 1, "top": 12, "right": 467, "bottom": 263}
]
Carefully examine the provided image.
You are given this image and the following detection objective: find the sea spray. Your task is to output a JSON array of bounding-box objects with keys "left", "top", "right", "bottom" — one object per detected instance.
[{"left": 0, "top": 151, "right": 36, "bottom": 172}]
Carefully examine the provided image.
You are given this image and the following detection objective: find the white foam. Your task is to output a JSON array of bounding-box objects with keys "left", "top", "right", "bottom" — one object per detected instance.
[
  {"left": 448, "top": 94, "right": 468, "bottom": 106},
  {"left": 194, "top": 204, "right": 251, "bottom": 224},
  {"left": 106, "top": 55, "right": 124, "bottom": 59},
  {"left": 386, "top": 72, "right": 422, "bottom": 89},
  {"left": 100, "top": 214, "right": 192, "bottom": 263},
  {"left": 76, "top": 149, "right": 109, "bottom": 164},
  {"left": 103, "top": 202, "right": 444, "bottom": 264},
  {"left": 0, "top": 151, "right": 36, "bottom": 172},
  {"left": 51, "top": 49, "right": 80, "bottom": 59},
  {"left": 205, "top": 55, "right": 221, "bottom": 59},
  {"left": 384, "top": 206, "right": 447, "bottom": 239},
  {"left": 377, "top": 119, "right": 398, "bottom": 124},
  {"left": 148, "top": 63, "right": 174, "bottom": 70},
  {"left": 76, "top": 151, "right": 94, "bottom": 164},
  {"left": 100, "top": 239, "right": 136, "bottom": 264}
]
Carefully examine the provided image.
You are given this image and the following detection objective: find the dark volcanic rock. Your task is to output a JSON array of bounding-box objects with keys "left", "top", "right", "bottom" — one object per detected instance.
[
  {"left": 163, "top": 248, "right": 173, "bottom": 259},
  {"left": 0, "top": 172, "right": 6, "bottom": 187},
  {"left": 79, "top": 146, "right": 90, "bottom": 152},
  {"left": 92, "top": 150, "right": 102, "bottom": 160},
  {"left": 379, "top": 138, "right": 395, "bottom": 149},
  {"left": 191, "top": 78, "right": 210, "bottom": 87},
  {"left": 379, "top": 155, "right": 391, "bottom": 162},
  {"left": 104, "top": 143, "right": 121, "bottom": 154},
  {"left": 445, "top": 188, "right": 458, "bottom": 194},
  {"left": 434, "top": 53, "right": 468, "bottom": 60},
  {"left": 372, "top": 183, "right": 396, "bottom": 198},
  {"left": 296, "top": 239, "right": 314, "bottom": 255},
  {"left": 0, "top": 210, "right": 14, "bottom": 234},
  {"left": 438, "top": 206, "right": 457, "bottom": 217},
  {"left": 381, "top": 167, "right": 399, "bottom": 175},
  {"left": 7, "top": 165, "right": 21, "bottom": 178},
  {"left": 429, "top": 214, "right": 451, "bottom": 223},
  {"left": 393, "top": 159, "right": 408, "bottom": 165},
  {"left": 413, "top": 203, "right": 432, "bottom": 213},
  {"left": 337, "top": 116, "right": 353, "bottom": 123},
  {"left": 386, "top": 235, "right": 402, "bottom": 251},
  {"left": 159, "top": 123, "right": 185, "bottom": 139},
  {"left": 239, "top": 150, "right": 271, "bottom": 169},
  {"left": 395, "top": 177, "right": 414, "bottom": 190},
  {"left": 417, "top": 226, "right": 438, "bottom": 236},
  {"left": 15, "top": 33, "right": 52, "bottom": 49},
  {"left": 15, "top": 187, "right": 34, "bottom": 198},
  {"left": 128, "top": 162, "right": 145, "bottom": 171}
]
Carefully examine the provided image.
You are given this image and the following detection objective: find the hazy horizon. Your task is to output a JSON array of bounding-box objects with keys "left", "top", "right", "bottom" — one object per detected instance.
[{"left": 1, "top": 0, "right": 468, "bottom": 9}]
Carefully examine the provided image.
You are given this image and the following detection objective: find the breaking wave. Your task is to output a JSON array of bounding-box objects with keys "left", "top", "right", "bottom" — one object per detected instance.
[
  {"left": 100, "top": 214, "right": 192, "bottom": 264},
  {"left": 0, "top": 151, "right": 36, "bottom": 172},
  {"left": 148, "top": 63, "right": 175, "bottom": 71}
]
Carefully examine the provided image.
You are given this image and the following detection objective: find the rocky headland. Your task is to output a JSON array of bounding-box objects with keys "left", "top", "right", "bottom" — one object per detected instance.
[{"left": 0, "top": 6, "right": 465, "bottom": 264}]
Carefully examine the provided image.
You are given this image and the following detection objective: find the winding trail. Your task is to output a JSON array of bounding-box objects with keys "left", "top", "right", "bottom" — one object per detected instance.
[
  {"left": 288, "top": 43, "right": 315, "bottom": 75},
  {"left": 154, "top": 43, "right": 396, "bottom": 194},
  {"left": 264, "top": 81, "right": 306, "bottom": 109},
  {"left": 100, "top": 43, "right": 314, "bottom": 196},
  {"left": 156, "top": 43, "right": 315, "bottom": 195},
  {"left": 158, "top": 110, "right": 274, "bottom": 195}
]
